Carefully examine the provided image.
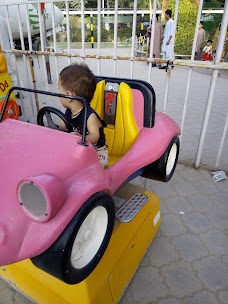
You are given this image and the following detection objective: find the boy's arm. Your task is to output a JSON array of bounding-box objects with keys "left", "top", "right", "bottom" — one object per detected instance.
[
  {"left": 59, "top": 108, "right": 68, "bottom": 130},
  {"left": 59, "top": 120, "right": 67, "bottom": 130},
  {"left": 84, "top": 113, "right": 100, "bottom": 145}
]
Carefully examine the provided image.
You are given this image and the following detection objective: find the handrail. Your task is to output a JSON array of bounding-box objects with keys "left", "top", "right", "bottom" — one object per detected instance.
[{"left": 0, "top": 87, "right": 89, "bottom": 146}]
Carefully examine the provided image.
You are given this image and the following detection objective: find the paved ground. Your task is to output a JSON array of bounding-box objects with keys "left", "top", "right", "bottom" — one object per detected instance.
[
  {"left": 120, "top": 164, "right": 228, "bottom": 304},
  {"left": 0, "top": 163, "right": 227, "bottom": 304},
  {"left": 0, "top": 48, "right": 227, "bottom": 303}
]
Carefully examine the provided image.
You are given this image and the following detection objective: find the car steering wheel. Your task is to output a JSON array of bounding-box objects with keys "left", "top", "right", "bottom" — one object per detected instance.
[{"left": 37, "top": 106, "right": 73, "bottom": 133}]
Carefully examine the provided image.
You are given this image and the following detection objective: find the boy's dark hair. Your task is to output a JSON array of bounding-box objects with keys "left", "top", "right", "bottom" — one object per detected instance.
[
  {"left": 165, "top": 9, "right": 172, "bottom": 17},
  {"left": 59, "top": 63, "right": 96, "bottom": 103},
  {"left": 207, "top": 39, "right": 212, "bottom": 43},
  {"left": 200, "top": 21, "right": 204, "bottom": 26}
]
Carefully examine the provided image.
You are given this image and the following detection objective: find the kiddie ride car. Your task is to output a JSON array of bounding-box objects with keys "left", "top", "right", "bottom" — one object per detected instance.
[{"left": 0, "top": 77, "right": 180, "bottom": 304}]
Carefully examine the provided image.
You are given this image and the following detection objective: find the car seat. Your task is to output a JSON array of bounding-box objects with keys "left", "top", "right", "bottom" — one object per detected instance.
[{"left": 91, "top": 80, "right": 140, "bottom": 166}]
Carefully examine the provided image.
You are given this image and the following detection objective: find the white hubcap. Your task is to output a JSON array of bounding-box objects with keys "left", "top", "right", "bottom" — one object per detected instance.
[
  {"left": 70, "top": 206, "right": 108, "bottom": 269},
  {"left": 166, "top": 143, "right": 177, "bottom": 176}
]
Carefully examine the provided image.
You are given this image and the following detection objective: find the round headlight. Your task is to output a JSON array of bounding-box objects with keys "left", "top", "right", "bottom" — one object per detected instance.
[
  {"left": 18, "top": 174, "right": 67, "bottom": 222},
  {"left": 18, "top": 181, "right": 48, "bottom": 221}
]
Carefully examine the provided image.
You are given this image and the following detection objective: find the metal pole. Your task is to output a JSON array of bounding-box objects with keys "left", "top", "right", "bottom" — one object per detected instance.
[
  {"left": 29, "top": 56, "right": 39, "bottom": 113},
  {"left": 130, "top": 0, "right": 138, "bottom": 78},
  {"left": 90, "top": 12, "right": 94, "bottom": 49},
  {"left": 16, "top": 4, "right": 31, "bottom": 100},
  {"left": 113, "top": 0, "right": 118, "bottom": 76},
  {"left": 163, "top": 0, "right": 180, "bottom": 114},
  {"left": 163, "top": 68, "right": 171, "bottom": 113},
  {"left": 171, "top": 0, "right": 180, "bottom": 50},
  {"left": 180, "top": 0, "right": 204, "bottom": 141},
  {"left": 51, "top": 1, "right": 60, "bottom": 81},
  {"left": 65, "top": 0, "right": 71, "bottom": 65},
  {"left": 97, "top": 0, "right": 101, "bottom": 75},
  {"left": 195, "top": 0, "right": 228, "bottom": 169},
  {"left": 8, "top": 48, "right": 228, "bottom": 68},
  {"left": 80, "top": 0, "right": 85, "bottom": 63},
  {"left": 41, "top": 3, "right": 52, "bottom": 84},
  {"left": 215, "top": 114, "right": 228, "bottom": 169},
  {"left": 25, "top": 3, "right": 37, "bottom": 119},
  {"left": 147, "top": 0, "right": 157, "bottom": 82},
  {"left": 38, "top": 3, "right": 49, "bottom": 95},
  {"left": 140, "top": 13, "right": 144, "bottom": 45}
]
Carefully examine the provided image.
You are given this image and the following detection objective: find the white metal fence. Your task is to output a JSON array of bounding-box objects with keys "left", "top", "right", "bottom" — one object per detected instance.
[{"left": 0, "top": 0, "right": 228, "bottom": 171}]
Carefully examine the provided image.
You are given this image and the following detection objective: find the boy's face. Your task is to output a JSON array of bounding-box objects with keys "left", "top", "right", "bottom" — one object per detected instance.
[{"left": 58, "top": 79, "right": 70, "bottom": 108}]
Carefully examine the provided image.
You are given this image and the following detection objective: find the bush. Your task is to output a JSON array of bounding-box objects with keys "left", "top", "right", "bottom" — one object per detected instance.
[
  {"left": 69, "top": 16, "right": 133, "bottom": 43},
  {"left": 168, "top": 0, "right": 198, "bottom": 55},
  {"left": 69, "top": 16, "right": 82, "bottom": 42},
  {"left": 117, "top": 27, "right": 132, "bottom": 41}
]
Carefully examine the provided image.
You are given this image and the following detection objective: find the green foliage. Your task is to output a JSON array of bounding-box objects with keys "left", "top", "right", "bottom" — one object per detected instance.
[
  {"left": 69, "top": 15, "right": 134, "bottom": 43},
  {"left": 56, "top": 0, "right": 150, "bottom": 9},
  {"left": 117, "top": 28, "right": 132, "bottom": 41},
  {"left": 69, "top": 16, "right": 81, "bottom": 41},
  {"left": 168, "top": 0, "right": 198, "bottom": 55},
  {"left": 85, "top": 28, "right": 114, "bottom": 42},
  {"left": 55, "top": 1, "right": 81, "bottom": 9}
]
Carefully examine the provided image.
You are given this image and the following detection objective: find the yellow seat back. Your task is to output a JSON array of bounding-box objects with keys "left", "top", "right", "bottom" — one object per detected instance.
[
  {"left": 91, "top": 80, "right": 139, "bottom": 164},
  {"left": 90, "top": 80, "right": 105, "bottom": 120}
]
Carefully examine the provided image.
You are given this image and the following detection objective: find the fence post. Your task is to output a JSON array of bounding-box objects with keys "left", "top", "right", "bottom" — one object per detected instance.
[
  {"left": 140, "top": 13, "right": 144, "bottom": 45},
  {"left": 90, "top": 12, "right": 94, "bottom": 49},
  {"left": 180, "top": 0, "right": 204, "bottom": 141},
  {"left": 194, "top": 0, "right": 228, "bottom": 169}
]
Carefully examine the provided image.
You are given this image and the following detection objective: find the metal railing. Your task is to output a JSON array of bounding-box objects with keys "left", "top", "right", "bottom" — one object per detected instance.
[{"left": 0, "top": 0, "right": 227, "bottom": 171}]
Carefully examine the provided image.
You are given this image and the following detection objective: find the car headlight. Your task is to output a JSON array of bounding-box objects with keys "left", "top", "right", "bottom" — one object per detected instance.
[{"left": 18, "top": 174, "right": 67, "bottom": 222}]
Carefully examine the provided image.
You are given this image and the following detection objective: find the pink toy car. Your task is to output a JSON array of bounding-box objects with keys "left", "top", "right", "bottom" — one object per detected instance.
[{"left": 0, "top": 76, "right": 180, "bottom": 284}]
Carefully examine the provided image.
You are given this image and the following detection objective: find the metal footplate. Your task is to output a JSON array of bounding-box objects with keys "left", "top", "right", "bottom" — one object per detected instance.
[{"left": 115, "top": 193, "right": 148, "bottom": 222}]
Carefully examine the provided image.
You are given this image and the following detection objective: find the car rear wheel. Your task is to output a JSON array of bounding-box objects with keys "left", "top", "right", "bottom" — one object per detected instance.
[
  {"left": 31, "top": 192, "right": 115, "bottom": 284},
  {"left": 141, "top": 136, "right": 180, "bottom": 182}
]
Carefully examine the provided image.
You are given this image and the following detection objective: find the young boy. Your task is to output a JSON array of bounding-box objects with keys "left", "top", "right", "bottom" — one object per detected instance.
[
  {"left": 201, "top": 39, "right": 213, "bottom": 61},
  {"left": 58, "top": 63, "right": 108, "bottom": 168}
]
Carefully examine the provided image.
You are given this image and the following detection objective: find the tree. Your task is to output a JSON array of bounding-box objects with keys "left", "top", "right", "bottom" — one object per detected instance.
[{"left": 168, "top": 0, "right": 198, "bottom": 55}]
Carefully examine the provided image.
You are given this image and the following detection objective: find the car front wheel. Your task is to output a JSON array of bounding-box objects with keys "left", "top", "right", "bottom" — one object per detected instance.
[{"left": 31, "top": 192, "right": 115, "bottom": 284}]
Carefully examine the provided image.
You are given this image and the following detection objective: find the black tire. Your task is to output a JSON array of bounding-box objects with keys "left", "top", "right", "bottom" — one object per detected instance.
[
  {"left": 141, "top": 136, "right": 180, "bottom": 182},
  {"left": 31, "top": 192, "right": 115, "bottom": 284}
]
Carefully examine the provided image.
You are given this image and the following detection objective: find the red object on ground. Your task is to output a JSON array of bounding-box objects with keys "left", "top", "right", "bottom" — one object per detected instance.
[{"left": 202, "top": 52, "right": 212, "bottom": 61}]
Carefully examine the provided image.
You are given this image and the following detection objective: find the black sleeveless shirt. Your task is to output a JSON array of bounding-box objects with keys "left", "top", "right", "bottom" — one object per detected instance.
[{"left": 65, "top": 106, "right": 106, "bottom": 148}]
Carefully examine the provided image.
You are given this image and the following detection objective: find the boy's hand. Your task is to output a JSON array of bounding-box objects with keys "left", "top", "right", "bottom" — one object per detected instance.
[{"left": 71, "top": 131, "right": 81, "bottom": 136}]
